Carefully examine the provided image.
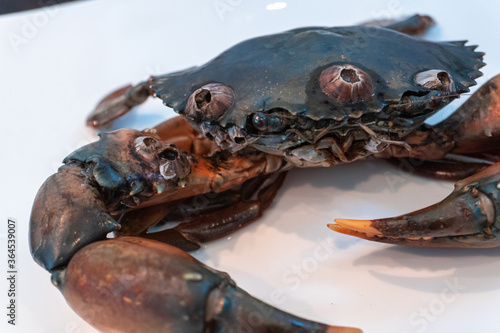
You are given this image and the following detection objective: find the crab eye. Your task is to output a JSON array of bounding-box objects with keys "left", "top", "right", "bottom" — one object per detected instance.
[
  {"left": 319, "top": 64, "right": 373, "bottom": 103},
  {"left": 250, "top": 112, "right": 286, "bottom": 133},
  {"left": 415, "top": 70, "right": 454, "bottom": 93},
  {"left": 185, "top": 83, "right": 235, "bottom": 121},
  {"left": 252, "top": 112, "right": 269, "bottom": 131}
]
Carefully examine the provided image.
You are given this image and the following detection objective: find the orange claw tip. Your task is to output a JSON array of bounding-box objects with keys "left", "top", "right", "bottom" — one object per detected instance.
[
  {"left": 327, "top": 223, "right": 366, "bottom": 238},
  {"left": 327, "top": 223, "right": 350, "bottom": 234},
  {"left": 332, "top": 218, "right": 382, "bottom": 235},
  {"left": 327, "top": 326, "right": 363, "bottom": 333}
]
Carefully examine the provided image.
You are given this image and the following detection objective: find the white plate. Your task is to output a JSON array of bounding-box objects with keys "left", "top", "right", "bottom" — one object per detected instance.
[{"left": 2, "top": 1, "right": 500, "bottom": 332}]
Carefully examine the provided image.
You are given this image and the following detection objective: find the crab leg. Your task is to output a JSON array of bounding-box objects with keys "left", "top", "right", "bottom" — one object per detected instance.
[
  {"left": 53, "top": 237, "right": 358, "bottom": 333},
  {"left": 154, "top": 115, "right": 197, "bottom": 140},
  {"left": 385, "top": 158, "right": 491, "bottom": 181},
  {"left": 139, "top": 172, "right": 287, "bottom": 251},
  {"left": 87, "top": 79, "right": 154, "bottom": 129},
  {"left": 154, "top": 115, "right": 218, "bottom": 155},
  {"left": 330, "top": 162, "right": 500, "bottom": 247},
  {"left": 360, "top": 14, "right": 435, "bottom": 36}
]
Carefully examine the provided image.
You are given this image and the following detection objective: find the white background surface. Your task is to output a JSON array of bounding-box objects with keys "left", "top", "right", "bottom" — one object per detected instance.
[{"left": 1, "top": 0, "right": 500, "bottom": 332}]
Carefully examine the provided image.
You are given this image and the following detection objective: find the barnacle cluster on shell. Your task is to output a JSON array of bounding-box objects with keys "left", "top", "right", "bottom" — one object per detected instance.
[
  {"left": 319, "top": 64, "right": 373, "bottom": 103},
  {"left": 135, "top": 136, "right": 190, "bottom": 181},
  {"left": 200, "top": 123, "right": 256, "bottom": 152}
]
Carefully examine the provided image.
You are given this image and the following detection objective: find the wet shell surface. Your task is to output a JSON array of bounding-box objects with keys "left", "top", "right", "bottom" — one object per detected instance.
[{"left": 152, "top": 26, "right": 484, "bottom": 127}]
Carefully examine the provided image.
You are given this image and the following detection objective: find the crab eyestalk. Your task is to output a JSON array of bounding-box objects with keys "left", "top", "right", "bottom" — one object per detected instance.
[{"left": 330, "top": 162, "right": 500, "bottom": 248}]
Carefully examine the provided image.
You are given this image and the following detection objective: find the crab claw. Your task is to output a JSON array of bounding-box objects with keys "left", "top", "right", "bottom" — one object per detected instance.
[
  {"left": 53, "top": 237, "right": 360, "bottom": 333},
  {"left": 330, "top": 162, "right": 500, "bottom": 248},
  {"left": 30, "top": 165, "right": 119, "bottom": 271}
]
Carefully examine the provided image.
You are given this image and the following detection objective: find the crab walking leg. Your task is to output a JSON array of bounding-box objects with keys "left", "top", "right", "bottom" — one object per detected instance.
[
  {"left": 153, "top": 115, "right": 198, "bottom": 139},
  {"left": 385, "top": 158, "right": 492, "bottom": 181},
  {"left": 53, "top": 237, "right": 360, "bottom": 333},
  {"left": 140, "top": 172, "right": 287, "bottom": 251},
  {"left": 87, "top": 79, "right": 153, "bottom": 129},
  {"left": 330, "top": 162, "right": 500, "bottom": 248},
  {"left": 360, "top": 14, "right": 435, "bottom": 36},
  {"left": 114, "top": 172, "right": 276, "bottom": 239},
  {"left": 160, "top": 171, "right": 286, "bottom": 223},
  {"left": 154, "top": 115, "right": 218, "bottom": 155}
]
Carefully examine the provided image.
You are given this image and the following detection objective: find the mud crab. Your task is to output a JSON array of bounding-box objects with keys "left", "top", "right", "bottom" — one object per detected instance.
[{"left": 29, "top": 14, "right": 500, "bottom": 332}]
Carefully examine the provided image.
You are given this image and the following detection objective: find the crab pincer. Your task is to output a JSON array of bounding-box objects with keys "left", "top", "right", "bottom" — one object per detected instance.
[
  {"left": 331, "top": 162, "right": 500, "bottom": 247},
  {"left": 53, "top": 237, "right": 360, "bottom": 333}
]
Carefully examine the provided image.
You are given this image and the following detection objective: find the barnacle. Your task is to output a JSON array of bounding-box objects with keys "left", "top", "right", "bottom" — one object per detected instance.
[
  {"left": 319, "top": 64, "right": 373, "bottom": 103},
  {"left": 135, "top": 136, "right": 162, "bottom": 159},
  {"left": 184, "top": 83, "right": 235, "bottom": 121},
  {"left": 158, "top": 146, "right": 190, "bottom": 180},
  {"left": 415, "top": 69, "right": 455, "bottom": 93}
]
